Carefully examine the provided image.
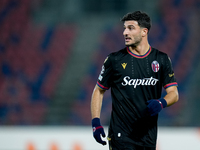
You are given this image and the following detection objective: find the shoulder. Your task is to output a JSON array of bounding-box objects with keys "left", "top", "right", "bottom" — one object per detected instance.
[
  {"left": 151, "top": 47, "right": 168, "bottom": 56},
  {"left": 103, "top": 48, "right": 127, "bottom": 68},
  {"left": 151, "top": 47, "right": 169, "bottom": 61},
  {"left": 108, "top": 47, "right": 127, "bottom": 59},
  {"left": 151, "top": 47, "right": 173, "bottom": 68},
  {"left": 103, "top": 48, "right": 126, "bottom": 65}
]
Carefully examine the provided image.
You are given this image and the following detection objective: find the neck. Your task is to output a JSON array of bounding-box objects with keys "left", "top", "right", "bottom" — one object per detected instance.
[{"left": 128, "top": 41, "right": 150, "bottom": 55}]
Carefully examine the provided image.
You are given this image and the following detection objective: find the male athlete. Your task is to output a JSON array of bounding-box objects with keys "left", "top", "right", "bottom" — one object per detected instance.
[{"left": 91, "top": 11, "right": 179, "bottom": 150}]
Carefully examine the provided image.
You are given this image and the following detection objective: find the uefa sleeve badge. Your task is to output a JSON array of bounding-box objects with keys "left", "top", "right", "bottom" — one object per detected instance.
[{"left": 98, "top": 65, "right": 105, "bottom": 81}]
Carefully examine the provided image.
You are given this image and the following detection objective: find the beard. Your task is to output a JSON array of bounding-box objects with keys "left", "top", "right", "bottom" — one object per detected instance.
[{"left": 125, "top": 35, "right": 142, "bottom": 47}]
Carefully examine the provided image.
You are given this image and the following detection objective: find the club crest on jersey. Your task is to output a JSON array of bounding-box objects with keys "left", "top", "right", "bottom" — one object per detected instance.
[{"left": 151, "top": 60, "right": 160, "bottom": 72}]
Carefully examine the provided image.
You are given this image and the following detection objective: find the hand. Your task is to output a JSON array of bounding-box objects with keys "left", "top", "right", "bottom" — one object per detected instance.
[
  {"left": 92, "top": 118, "right": 107, "bottom": 145},
  {"left": 147, "top": 98, "right": 167, "bottom": 116}
]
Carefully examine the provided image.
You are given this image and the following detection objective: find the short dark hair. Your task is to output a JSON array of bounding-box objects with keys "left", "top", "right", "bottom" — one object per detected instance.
[{"left": 121, "top": 11, "right": 151, "bottom": 32}]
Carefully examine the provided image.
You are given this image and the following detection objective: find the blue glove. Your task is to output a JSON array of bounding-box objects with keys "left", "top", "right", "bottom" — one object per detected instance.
[
  {"left": 92, "top": 118, "right": 106, "bottom": 145},
  {"left": 147, "top": 98, "right": 167, "bottom": 116}
]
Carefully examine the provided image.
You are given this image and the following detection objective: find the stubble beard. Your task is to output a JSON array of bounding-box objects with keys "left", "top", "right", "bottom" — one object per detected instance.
[{"left": 125, "top": 35, "right": 142, "bottom": 47}]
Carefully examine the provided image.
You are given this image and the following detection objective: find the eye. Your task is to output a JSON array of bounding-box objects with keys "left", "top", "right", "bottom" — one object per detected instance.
[{"left": 129, "top": 26, "right": 135, "bottom": 30}]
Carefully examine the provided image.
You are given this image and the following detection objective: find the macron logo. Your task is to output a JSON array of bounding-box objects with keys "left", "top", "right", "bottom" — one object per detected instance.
[{"left": 121, "top": 76, "right": 159, "bottom": 88}]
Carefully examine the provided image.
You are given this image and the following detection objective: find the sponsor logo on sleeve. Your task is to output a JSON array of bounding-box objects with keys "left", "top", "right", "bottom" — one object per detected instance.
[
  {"left": 169, "top": 73, "right": 174, "bottom": 77},
  {"left": 104, "top": 57, "right": 108, "bottom": 63}
]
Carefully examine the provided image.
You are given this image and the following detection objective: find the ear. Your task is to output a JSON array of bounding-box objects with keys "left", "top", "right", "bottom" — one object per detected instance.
[{"left": 141, "top": 28, "right": 148, "bottom": 37}]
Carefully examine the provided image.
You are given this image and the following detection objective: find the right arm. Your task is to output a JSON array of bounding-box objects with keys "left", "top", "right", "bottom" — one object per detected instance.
[
  {"left": 91, "top": 55, "right": 112, "bottom": 145},
  {"left": 91, "top": 85, "right": 106, "bottom": 119}
]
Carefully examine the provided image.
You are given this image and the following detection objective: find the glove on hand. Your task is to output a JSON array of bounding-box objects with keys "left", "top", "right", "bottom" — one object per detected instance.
[
  {"left": 147, "top": 98, "right": 167, "bottom": 116},
  {"left": 92, "top": 118, "right": 106, "bottom": 145}
]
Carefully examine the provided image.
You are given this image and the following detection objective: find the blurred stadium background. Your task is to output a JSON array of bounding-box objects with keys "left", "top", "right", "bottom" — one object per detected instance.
[{"left": 0, "top": 0, "right": 200, "bottom": 149}]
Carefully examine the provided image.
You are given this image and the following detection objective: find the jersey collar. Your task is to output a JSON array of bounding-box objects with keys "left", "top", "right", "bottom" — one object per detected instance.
[{"left": 127, "top": 46, "right": 152, "bottom": 58}]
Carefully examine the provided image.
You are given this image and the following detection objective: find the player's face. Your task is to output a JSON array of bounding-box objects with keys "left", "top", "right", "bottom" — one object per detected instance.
[{"left": 123, "top": 21, "right": 143, "bottom": 47}]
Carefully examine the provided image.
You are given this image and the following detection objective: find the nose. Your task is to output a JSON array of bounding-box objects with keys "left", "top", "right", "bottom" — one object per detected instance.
[{"left": 123, "top": 28, "right": 128, "bottom": 36}]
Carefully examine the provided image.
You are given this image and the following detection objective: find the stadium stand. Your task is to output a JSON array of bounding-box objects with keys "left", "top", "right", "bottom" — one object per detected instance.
[{"left": 0, "top": 0, "right": 76, "bottom": 125}]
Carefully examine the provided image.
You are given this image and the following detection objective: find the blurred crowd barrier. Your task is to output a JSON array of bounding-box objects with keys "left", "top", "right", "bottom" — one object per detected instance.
[{"left": 0, "top": 126, "right": 200, "bottom": 150}]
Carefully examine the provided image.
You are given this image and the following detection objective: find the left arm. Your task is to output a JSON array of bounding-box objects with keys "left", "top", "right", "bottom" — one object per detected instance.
[
  {"left": 147, "top": 54, "right": 179, "bottom": 116},
  {"left": 164, "top": 86, "right": 179, "bottom": 107},
  {"left": 147, "top": 86, "right": 179, "bottom": 116}
]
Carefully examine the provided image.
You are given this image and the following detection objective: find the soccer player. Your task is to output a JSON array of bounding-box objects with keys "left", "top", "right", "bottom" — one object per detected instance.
[{"left": 91, "top": 11, "right": 179, "bottom": 150}]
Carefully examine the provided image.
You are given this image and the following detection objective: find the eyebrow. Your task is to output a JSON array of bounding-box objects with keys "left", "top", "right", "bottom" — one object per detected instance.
[{"left": 124, "top": 25, "right": 135, "bottom": 28}]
